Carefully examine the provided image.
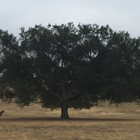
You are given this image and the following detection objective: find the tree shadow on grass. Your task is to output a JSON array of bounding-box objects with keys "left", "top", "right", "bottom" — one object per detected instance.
[{"left": 0, "top": 117, "right": 140, "bottom": 122}]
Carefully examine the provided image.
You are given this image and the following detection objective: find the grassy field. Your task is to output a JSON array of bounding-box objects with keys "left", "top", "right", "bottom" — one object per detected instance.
[{"left": 0, "top": 101, "right": 140, "bottom": 140}]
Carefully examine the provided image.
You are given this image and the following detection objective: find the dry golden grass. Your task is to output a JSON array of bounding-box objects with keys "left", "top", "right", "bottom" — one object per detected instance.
[{"left": 0, "top": 101, "right": 140, "bottom": 140}]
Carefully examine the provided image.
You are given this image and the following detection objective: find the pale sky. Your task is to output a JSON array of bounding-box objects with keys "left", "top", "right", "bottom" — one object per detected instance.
[{"left": 0, "top": 0, "right": 140, "bottom": 38}]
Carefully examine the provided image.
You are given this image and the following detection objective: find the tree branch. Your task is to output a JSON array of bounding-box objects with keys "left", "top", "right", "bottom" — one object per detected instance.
[
  {"left": 61, "top": 80, "right": 66, "bottom": 98},
  {"left": 64, "top": 92, "right": 81, "bottom": 100},
  {"left": 67, "top": 81, "right": 79, "bottom": 96},
  {"left": 46, "top": 90, "right": 62, "bottom": 101},
  {"left": 40, "top": 85, "right": 63, "bottom": 101}
]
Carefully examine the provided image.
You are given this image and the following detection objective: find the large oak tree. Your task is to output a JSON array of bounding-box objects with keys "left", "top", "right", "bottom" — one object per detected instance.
[{"left": 0, "top": 23, "right": 111, "bottom": 119}]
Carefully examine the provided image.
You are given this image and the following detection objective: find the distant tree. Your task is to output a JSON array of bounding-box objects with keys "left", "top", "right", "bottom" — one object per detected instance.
[
  {"left": 130, "top": 76, "right": 140, "bottom": 103},
  {"left": 102, "top": 31, "right": 140, "bottom": 104},
  {"left": 0, "top": 23, "right": 111, "bottom": 119},
  {"left": 0, "top": 29, "right": 18, "bottom": 101}
]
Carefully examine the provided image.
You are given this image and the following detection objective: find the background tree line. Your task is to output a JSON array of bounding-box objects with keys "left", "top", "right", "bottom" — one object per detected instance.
[{"left": 0, "top": 23, "right": 140, "bottom": 119}]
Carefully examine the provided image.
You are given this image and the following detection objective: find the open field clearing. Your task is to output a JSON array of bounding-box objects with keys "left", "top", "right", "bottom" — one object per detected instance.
[{"left": 0, "top": 101, "right": 140, "bottom": 140}]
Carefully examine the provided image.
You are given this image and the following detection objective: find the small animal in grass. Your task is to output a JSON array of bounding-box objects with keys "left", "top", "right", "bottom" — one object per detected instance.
[{"left": 0, "top": 111, "right": 4, "bottom": 118}]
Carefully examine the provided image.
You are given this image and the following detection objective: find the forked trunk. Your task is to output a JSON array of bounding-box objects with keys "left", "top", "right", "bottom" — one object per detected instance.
[{"left": 60, "top": 100, "right": 69, "bottom": 119}]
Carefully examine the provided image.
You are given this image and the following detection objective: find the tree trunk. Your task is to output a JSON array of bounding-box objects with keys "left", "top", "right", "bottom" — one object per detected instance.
[{"left": 60, "top": 100, "right": 69, "bottom": 119}]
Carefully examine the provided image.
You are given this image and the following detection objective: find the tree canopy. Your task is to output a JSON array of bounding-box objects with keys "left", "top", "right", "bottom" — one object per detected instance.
[{"left": 0, "top": 23, "right": 140, "bottom": 119}]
